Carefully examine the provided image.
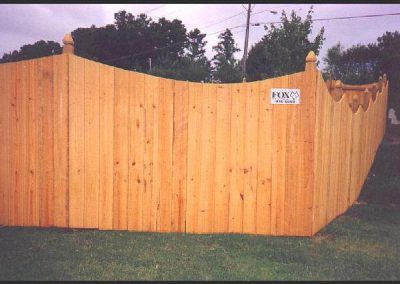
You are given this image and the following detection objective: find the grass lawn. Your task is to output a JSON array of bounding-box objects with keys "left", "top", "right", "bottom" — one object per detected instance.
[{"left": 0, "top": 142, "right": 399, "bottom": 281}]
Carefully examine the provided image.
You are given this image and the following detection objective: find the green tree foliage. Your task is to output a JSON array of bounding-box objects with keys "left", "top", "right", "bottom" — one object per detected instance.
[
  {"left": 0, "top": 40, "right": 62, "bottom": 63},
  {"left": 323, "top": 42, "right": 380, "bottom": 84},
  {"left": 72, "top": 11, "right": 187, "bottom": 72},
  {"left": 323, "top": 31, "right": 400, "bottom": 114},
  {"left": 186, "top": 28, "right": 207, "bottom": 61},
  {"left": 150, "top": 28, "right": 212, "bottom": 82},
  {"left": 211, "top": 29, "right": 242, "bottom": 83},
  {"left": 182, "top": 28, "right": 212, "bottom": 82},
  {"left": 246, "top": 6, "right": 325, "bottom": 81},
  {"left": 377, "top": 31, "right": 400, "bottom": 115},
  {"left": 72, "top": 24, "right": 119, "bottom": 63}
]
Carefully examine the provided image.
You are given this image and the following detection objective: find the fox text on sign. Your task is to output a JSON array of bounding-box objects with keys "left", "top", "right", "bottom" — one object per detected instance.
[{"left": 271, "top": 88, "right": 300, "bottom": 104}]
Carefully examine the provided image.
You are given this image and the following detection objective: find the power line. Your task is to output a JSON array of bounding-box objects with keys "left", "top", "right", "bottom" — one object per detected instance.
[
  {"left": 89, "top": 9, "right": 400, "bottom": 66},
  {"left": 201, "top": 11, "right": 244, "bottom": 29},
  {"left": 252, "top": 9, "right": 276, "bottom": 16},
  {"left": 251, "top": 11, "right": 400, "bottom": 26},
  {"left": 102, "top": 25, "right": 245, "bottom": 64},
  {"left": 144, "top": 5, "right": 166, "bottom": 14},
  {"left": 152, "top": 5, "right": 194, "bottom": 21},
  {"left": 207, "top": 25, "right": 245, "bottom": 37},
  {"left": 143, "top": 5, "right": 246, "bottom": 36}
]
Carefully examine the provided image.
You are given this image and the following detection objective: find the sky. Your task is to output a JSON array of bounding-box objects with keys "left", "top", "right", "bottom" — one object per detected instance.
[{"left": 1, "top": 3, "right": 400, "bottom": 69}]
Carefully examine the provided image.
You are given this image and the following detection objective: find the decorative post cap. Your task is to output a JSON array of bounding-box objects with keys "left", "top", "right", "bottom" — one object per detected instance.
[
  {"left": 305, "top": 50, "right": 317, "bottom": 72},
  {"left": 63, "top": 33, "right": 73, "bottom": 45},
  {"left": 306, "top": 51, "right": 317, "bottom": 63},
  {"left": 334, "top": 80, "right": 343, "bottom": 88},
  {"left": 62, "top": 33, "right": 74, "bottom": 54}
]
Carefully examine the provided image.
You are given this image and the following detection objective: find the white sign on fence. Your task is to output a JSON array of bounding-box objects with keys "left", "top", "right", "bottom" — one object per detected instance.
[{"left": 271, "top": 88, "right": 300, "bottom": 104}]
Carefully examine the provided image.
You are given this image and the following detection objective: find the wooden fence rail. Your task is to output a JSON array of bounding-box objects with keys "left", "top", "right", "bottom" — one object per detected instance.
[{"left": 0, "top": 38, "right": 388, "bottom": 236}]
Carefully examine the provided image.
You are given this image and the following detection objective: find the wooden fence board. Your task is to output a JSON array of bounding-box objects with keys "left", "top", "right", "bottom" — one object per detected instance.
[
  {"left": 53, "top": 54, "right": 69, "bottom": 227},
  {"left": 68, "top": 55, "right": 85, "bottom": 228},
  {"left": 186, "top": 82, "right": 203, "bottom": 233},
  {"left": 243, "top": 82, "right": 259, "bottom": 234},
  {"left": 10, "top": 62, "right": 23, "bottom": 226},
  {"left": 127, "top": 72, "right": 144, "bottom": 231},
  {"left": 20, "top": 61, "right": 30, "bottom": 226},
  {"left": 271, "top": 75, "right": 289, "bottom": 235},
  {"left": 285, "top": 72, "right": 303, "bottom": 235},
  {"left": 150, "top": 76, "right": 160, "bottom": 232},
  {"left": 172, "top": 81, "right": 189, "bottom": 232},
  {"left": 84, "top": 59, "right": 100, "bottom": 228},
  {"left": 27, "top": 60, "right": 39, "bottom": 227},
  {"left": 113, "top": 68, "right": 130, "bottom": 230},
  {"left": 228, "top": 83, "right": 244, "bottom": 233},
  {"left": 38, "top": 57, "right": 54, "bottom": 227},
  {"left": 214, "top": 83, "right": 232, "bottom": 233},
  {"left": 157, "top": 78, "right": 174, "bottom": 232},
  {"left": 142, "top": 74, "right": 155, "bottom": 231},
  {"left": 204, "top": 84, "right": 217, "bottom": 233},
  {"left": 297, "top": 70, "right": 316, "bottom": 236},
  {"left": 256, "top": 79, "right": 273, "bottom": 235},
  {"left": 99, "top": 63, "right": 114, "bottom": 230},
  {"left": 326, "top": 101, "right": 341, "bottom": 224},
  {"left": 0, "top": 63, "right": 10, "bottom": 225}
]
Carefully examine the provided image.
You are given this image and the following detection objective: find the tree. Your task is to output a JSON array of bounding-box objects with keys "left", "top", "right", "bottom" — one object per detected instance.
[
  {"left": 0, "top": 40, "right": 62, "bottom": 63},
  {"left": 72, "top": 24, "right": 119, "bottom": 62},
  {"left": 150, "top": 17, "right": 187, "bottom": 62},
  {"left": 323, "top": 31, "right": 400, "bottom": 114},
  {"left": 376, "top": 31, "right": 400, "bottom": 115},
  {"left": 150, "top": 28, "right": 212, "bottom": 82},
  {"left": 246, "top": 6, "right": 325, "bottom": 81},
  {"left": 323, "top": 42, "right": 380, "bottom": 84},
  {"left": 182, "top": 28, "right": 212, "bottom": 82},
  {"left": 211, "top": 29, "right": 242, "bottom": 83},
  {"left": 72, "top": 10, "right": 187, "bottom": 73},
  {"left": 1, "top": 10, "right": 213, "bottom": 82}
]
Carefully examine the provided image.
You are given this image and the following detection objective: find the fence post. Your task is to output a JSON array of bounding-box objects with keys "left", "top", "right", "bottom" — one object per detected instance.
[
  {"left": 62, "top": 33, "right": 74, "bottom": 55},
  {"left": 331, "top": 80, "right": 343, "bottom": 101},
  {"left": 303, "top": 50, "right": 318, "bottom": 235}
]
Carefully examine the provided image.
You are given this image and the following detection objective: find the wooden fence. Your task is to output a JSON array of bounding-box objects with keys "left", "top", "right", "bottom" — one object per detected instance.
[{"left": 0, "top": 48, "right": 388, "bottom": 236}]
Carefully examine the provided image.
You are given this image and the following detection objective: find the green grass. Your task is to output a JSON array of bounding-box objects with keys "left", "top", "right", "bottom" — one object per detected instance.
[{"left": 0, "top": 143, "right": 399, "bottom": 281}]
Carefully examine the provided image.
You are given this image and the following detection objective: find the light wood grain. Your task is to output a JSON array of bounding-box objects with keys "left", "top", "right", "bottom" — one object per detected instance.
[{"left": 0, "top": 53, "right": 388, "bottom": 236}]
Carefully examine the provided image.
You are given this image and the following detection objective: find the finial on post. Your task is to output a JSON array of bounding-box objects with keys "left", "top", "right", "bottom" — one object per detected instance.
[
  {"left": 334, "top": 80, "right": 343, "bottom": 88},
  {"left": 62, "top": 33, "right": 74, "bottom": 55},
  {"left": 383, "top": 73, "right": 387, "bottom": 83},
  {"left": 305, "top": 50, "right": 317, "bottom": 72},
  {"left": 331, "top": 80, "right": 343, "bottom": 101}
]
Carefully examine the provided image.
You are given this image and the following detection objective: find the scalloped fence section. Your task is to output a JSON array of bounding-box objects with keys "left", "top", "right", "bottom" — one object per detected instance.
[
  {"left": 312, "top": 74, "right": 388, "bottom": 234},
  {"left": 0, "top": 53, "right": 388, "bottom": 236}
]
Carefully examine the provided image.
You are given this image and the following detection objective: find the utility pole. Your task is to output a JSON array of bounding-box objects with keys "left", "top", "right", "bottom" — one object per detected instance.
[
  {"left": 242, "top": 4, "right": 252, "bottom": 82},
  {"left": 242, "top": 5, "right": 277, "bottom": 81}
]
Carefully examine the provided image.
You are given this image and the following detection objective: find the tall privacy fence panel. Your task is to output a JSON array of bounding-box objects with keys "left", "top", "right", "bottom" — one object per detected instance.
[{"left": 0, "top": 50, "right": 388, "bottom": 236}]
